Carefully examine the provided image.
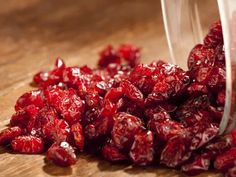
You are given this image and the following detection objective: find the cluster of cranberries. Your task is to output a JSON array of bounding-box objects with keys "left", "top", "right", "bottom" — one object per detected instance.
[{"left": 0, "top": 21, "right": 236, "bottom": 176}]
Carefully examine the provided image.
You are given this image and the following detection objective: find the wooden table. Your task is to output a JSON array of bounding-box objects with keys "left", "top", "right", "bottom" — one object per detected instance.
[{"left": 0, "top": 0, "right": 223, "bottom": 176}]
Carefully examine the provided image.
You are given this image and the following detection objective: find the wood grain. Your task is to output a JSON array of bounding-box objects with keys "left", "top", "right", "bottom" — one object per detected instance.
[{"left": 0, "top": 0, "right": 222, "bottom": 176}]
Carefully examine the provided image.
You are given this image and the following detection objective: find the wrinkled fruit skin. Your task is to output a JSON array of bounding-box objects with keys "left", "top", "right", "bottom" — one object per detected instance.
[
  {"left": 129, "top": 131, "right": 154, "bottom": 166},
  {"left": 112, "top": 112, "right": 144, "bottom": 151},
  {"left": 0, "top": 126, "right": 23, "bottom": 145},
  {"left": 0, "top": 22, "right": 231, "bottom": 177},
  {"left": 46, "top": 142, "right": 76, "bottom": 167},
  {"left": 11, "top": 135, "right": 44, "bottom": 154}
]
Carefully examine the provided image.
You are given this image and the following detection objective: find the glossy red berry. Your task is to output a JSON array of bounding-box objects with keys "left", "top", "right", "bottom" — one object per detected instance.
[
  {"left": 129, "top": 131, "right": 154, "bottom": 166},
  {"left": 46, "top": 142, "right": 76, "bottom": 167},
  {"left": 0, "top": 126, "right": 23, "bottom": 145},
  {"left": 11, "top": 135, "right": 44, "bottom": 154}
]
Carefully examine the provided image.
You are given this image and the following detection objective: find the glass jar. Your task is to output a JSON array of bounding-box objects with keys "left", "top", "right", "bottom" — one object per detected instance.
[{"left": 161, "top": 0, "right": 236, "bottom": 134}]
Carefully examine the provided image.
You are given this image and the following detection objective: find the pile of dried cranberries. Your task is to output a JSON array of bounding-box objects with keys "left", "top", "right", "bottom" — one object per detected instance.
[{"left": 1, "top": 21, "right": 236, "bottom": 176}]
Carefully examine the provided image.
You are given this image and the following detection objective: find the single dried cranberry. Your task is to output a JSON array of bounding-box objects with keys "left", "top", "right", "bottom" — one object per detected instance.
[
  {"left": 147, "top": 64, "right": 190, "bottom": 102},
  {"left": 188, "top": 122, "right": 219, "bottom": 150},
  {"left": 181, "top": 155, "right": 210, "bottom": 176},
  {"left": 160, "top": 134, "right": 192, "bottom": 168},
  {"left": 62, "top": 67, "right": 81, "bottom": 85},
  {"left": 85, "top": 92, "right": 102, "bottom": 109},
  {"left": 42, "top": 119, "right": 70, "bottom": 142},
  {"left": 57, "top": 89, "right": 85, "bottom": 124},
  {"left": 10, "top": 105, "right": 39, "bottom": 130},
  {"left": 84, "top": 116, "right": 113, "bottom": 139},
  {"left": 98, "top": 45, "right": 121, "bottom": 68},
  {"left": 102, "top": 140, "right": 127, "bottom": 162},
  {"left": 118, "top": 44, "right": 140, "bottom": 67},
  {"left": 15, "top": 90, "right": 44, "bottom": 111},
  {"left": 71, "top": 123, "right": 84, "bottom": 152},
  {"left": 46, "top": 142, "right": 76, "bottom": 167},
  {"left": 0, "top": 126, "right": 23, "bottom": 145},
  {"left": 33, "top": 58, "right": 65, "bottom": 88},
  {"left": 37, "top": 106, "right": 59, "bottom": 126},
  {"left": 207, "top": 67, "right": 226, "bottom": 91},
  {"left": 214, "top": 147, "right": 236, "bottom": 173},
  {"left": 120, "top": 80, "right": 144, "bottom": 104},
  {"left": 11, "top": 135, "right": 44, "bottom": 154},
  {"left": 129, "top": 64, "right": 156, "bottom": 94},
  {"left": 147, "top": 119, "right": 184, "bottom": 141},
  {"left": 187, "top": 44, "right": 215, "bottom": 72},
  {"left": 129, "top": 131, "right": 154, "bottom": 166},
  {"left": 204, "top": 21, "right": 223, "bottom": 48},
  {"left": 112, "top": 112, "right": 144, "bottom": 151}
]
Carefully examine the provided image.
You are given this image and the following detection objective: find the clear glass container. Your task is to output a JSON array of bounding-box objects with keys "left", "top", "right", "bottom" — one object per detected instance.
[{"left": 161, "top": 0, "right": 236, "bottom": 134}]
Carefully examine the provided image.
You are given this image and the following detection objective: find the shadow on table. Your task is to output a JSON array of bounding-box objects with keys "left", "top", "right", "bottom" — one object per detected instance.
[{"left": 42, "top": 157, "right": 72, "bottom": 176}]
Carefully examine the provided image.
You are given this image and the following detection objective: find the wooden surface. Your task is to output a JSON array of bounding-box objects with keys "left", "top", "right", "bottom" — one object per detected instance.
[{"left": 0, "top": 0, "right": 222, "bottom": 177}]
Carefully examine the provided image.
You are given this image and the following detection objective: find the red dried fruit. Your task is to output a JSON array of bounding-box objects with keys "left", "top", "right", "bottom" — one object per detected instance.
[
  {"left": 188, "top": 122, "right": 219, "bottom": 150},
  {"left": 129, "top": 131, "right": 154, "bottom": 166},
  {"left": 71, "top": 123, "right": 84, "bottom": 152},
  {"left": 181, "top": 155, "right": 210, "bottom": 176},
  {"left": 187, "top": 44, "right": 215, "bottom": 72},
  {"left": 84, "top": 116, "right": 114, "bottom": 139},
  {"left": 118, "top": 44, "right": 140, "bottom": 67},
  {"left": 145, "top": 110, "right": 171, "bottom": 122},
  {"left": 42, "top": 119, "right": 70, "bottom": 142},
  {"left": 98, "top": 45, "right": 121, "bottom": 68},
  {"left": 204, "top": 21, "right": 223, "bottom": 48},
  {"left": 46, "top": 142, "right": 76, "bottom": 167},
  {"left": 57, "top": 89, "right": 85, "bottom": 124},
  {"left": 147, "top": 119, "right": 184, "bottom": 141},
  {"left": 85, "top": 92, "right": 102, "bottom": 108},
  {"left": 37, "top": 106, "right": 59, "bottom": 126},
  {"left": 11, "top": 135, "right": 44, "bottom": 154},
  {"left": 15, "top": 90, "right": 44, "bottom": 111},
  {"left": 214, "top": 147, "right": 236, "bottom": 173},
  {"left": 120, "top": 80, "right": 144, "bottom": 104},
  {"left": 160, "top": 134, "right": 192, "bottom": 168},
  {"left": 102, "top": 140, "right": 127, "bottom": 162},
  {"left": 147, "top": 64, "right": 190, "bottom": 102},
  {"left": 0, "top": 126, "right": 23, "bottom": 145},
  {"left": 112, "top": 112, "right": 144, "bottom": 150},
  {"left": 33, "top": 58, "right": 65, "bottom": 88}
]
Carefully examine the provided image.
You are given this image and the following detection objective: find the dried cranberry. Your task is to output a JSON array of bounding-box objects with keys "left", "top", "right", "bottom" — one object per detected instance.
[
  {"left": 84, "top": 116, "right": 113, "bottom": 139},
  {"left": 71, "top": 123, "right": 84, "bottom": 152},
  {"left": 160, "top": 134, "right": 192, "bottom": 168},
  {"left": 0, "top": 126, "right": 23, "bottom": 145},
  {"left": 129, "top": 131, "right": 154, "bottom": 166},
  {"left": 112, "top": 112, "right": 144, "bottom": 151},
  {"left": 118, "top": 44, "right": 140, "bottom": 67},
  {"left": 188, "top": 122, "right": 219, "bottom": 150},
  {"left": 42, "top": 119, "right": 70, "bottom": 142},
  {"left": 147, "top": 119, "right": 184, "bottom": 141},
  {"left": 102, "top": 140, "right": 127, "bottom": 162},
  {"left": 181, "top": 155, "right": 210, "bottom": 176},
  {"left": 204, "top": 21, "right": 223, "bottom": 48},
  {"left": 187, "top": 44, "right": 215, "bottom": 72},
  {"left": 11, "top": 135, "right": 44, "bottom": 154},
  {"left": 120, "top": 80, "right": 144, "bottom": 104},
  {"left": 187, "top": 83, "right": 208, "bottom": 96},
  {"left": 214, "top": 147, "right": 236, "bottom": 173},
  {"left": 15, "top": 90, "right": 44, "bottom": 111},
  {"left": 46, "top": 142, "right": 76, "bottom": 166},
  {"left": 98, "top": 45, "right": 121, "bottom": 68}
]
